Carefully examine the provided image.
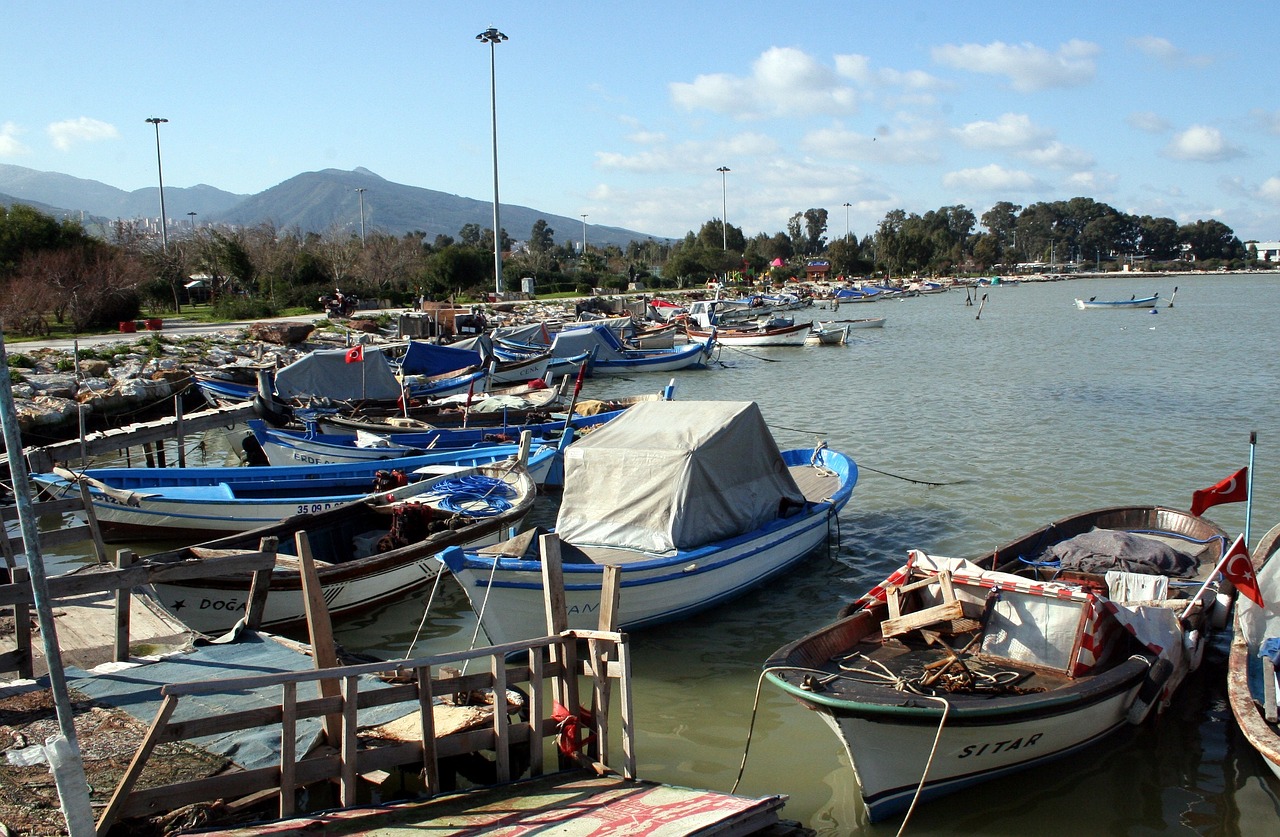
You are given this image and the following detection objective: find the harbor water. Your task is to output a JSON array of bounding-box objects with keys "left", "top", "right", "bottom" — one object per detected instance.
[{"left": 38, "top": 273, "right": 1280, "bottom": 833}]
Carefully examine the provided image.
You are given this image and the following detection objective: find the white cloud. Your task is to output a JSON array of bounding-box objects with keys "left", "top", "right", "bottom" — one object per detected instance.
[
  {"left": 954, "top": 113, "right": 1051, "bottom": 150},
  {"left": 1130, "top": 35, "right": 1213, "bottom": 68},
  {"left": 0, "top": 122, "right": 29, "bottom": 156},
  {"left": 1164, "top": 125, "right": 1244, "bottom": 162},
  {"left": 670, "top": 46, "right": 859, "bottom": 118},
  {"left": 1250, "top": 109, "right": 1280, "bottom": 136},
  {"left": 943, "top": 164, "right": 1043, "bottom": 193},
  {"left": 595, "top": 132, "right": 779, "bottom": 175},
  {"left": 47, "top": 116, "right": 119, "bottom": 151},
  {"left": 1022, "top": 141, "right": 1094, "bottom": 170},
  {"left": 801, "top": 120, "right": 943, "bottom": 164},
  {"left": 833, "top": 54, "right": 946, "bottom": 91},
  {"left": 1065, "top": 170, "right": 1118, "bottom": 192},
  {"left": 932, "top": 39, "right": 1099, "bottom": 92},
  {"left": 1258, "top": 177, "right": 1280, "bottom": 202},
  {"left": 1127, "top": 111, "right": 1170, "bottom": 133},
  {"left": 625, "top": 130, "right": 668, "bottom": 145}
]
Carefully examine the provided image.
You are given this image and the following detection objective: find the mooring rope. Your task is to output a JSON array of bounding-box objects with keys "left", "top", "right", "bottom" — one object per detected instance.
[{"left": 770, "top": 424, "right": 966, "bottom": 486}]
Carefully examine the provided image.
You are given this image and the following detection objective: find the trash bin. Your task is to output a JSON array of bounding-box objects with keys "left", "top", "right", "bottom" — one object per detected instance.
[
  {"left": 145, "top": 318, "right": 163, "bottom": 331},
  {"left": 119, "top": 321, "right": 137, "bottom": 333}
]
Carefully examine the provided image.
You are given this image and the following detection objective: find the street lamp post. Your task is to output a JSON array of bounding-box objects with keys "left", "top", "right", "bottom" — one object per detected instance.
[
  {"left": 716, "top": 166, "right": 730, "bottom": 250},
  {"left": 187, "top": 211, "right": 196, "bottom": 232},
  {"left": 354, "top": 188, "right": 367, "bottom": 247},
  {"left": 146, "top": 117, "right": 169, "bottom": 252},
  {"left": 581, "top": 214, "right": 588, "bottom": 259},
  {"left": 477, "top": 26, "right": 508, "bottom": 298},
  {"left": 843, "top": 202, "right": 852, "bottom": 241}
]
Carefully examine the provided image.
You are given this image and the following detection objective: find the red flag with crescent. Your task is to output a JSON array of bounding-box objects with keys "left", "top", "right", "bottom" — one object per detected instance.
[
  {"left": 344, "top": 345, "right": 364, "bottom": 364},
  {"left": 1190, "top": 467, "right": 1248, "bottom": 517},
  {"left": 1220, "top": 534, "right": 1264, "bottom": 606}
]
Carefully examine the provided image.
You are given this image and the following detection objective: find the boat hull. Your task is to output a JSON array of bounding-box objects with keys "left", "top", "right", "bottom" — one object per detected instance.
[
  {"left": 442, "top": 447, "right": 856, "bottom": 644},
  {"left": 811, "top": 682, "right": 1139, "bottom": 821}
]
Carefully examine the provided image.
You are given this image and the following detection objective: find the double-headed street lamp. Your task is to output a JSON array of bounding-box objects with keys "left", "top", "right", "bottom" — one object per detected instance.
[
  {"left": 477, "top": 26, "right": 508, "bottom": 298},
  {"left": 146, "top": 117, "right": 169, "bottom": 252},
  {"left": 843, "top": 202, "right": 852, "bottom": 241},
  {"left": 187, "top": 211, "right": 197, "bottom": 232},
  {"left": 716, "top": 166, "right": 730, "bottom": 250}
]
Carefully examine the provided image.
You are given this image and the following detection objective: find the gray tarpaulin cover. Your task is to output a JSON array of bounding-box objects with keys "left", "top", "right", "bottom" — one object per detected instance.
[
  {"left": 555, "top": 400, "right": 803, "bottom": 554},
  {"left": 272, "top": 346, "right": 403, "bottom": 402}
]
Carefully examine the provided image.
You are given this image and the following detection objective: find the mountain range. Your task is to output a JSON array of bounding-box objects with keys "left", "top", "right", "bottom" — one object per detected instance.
[{"left": 0, "top": 164, "right": 661, "bottom": 248}]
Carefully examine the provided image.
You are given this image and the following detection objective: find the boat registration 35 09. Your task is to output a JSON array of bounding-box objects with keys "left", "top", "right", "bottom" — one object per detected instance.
[{"left": 296, "top": 501, "right": 339, "bottom": 515}]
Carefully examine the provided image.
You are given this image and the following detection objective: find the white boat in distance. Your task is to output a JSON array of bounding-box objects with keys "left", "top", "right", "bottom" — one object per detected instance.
[{"left": 1074, "top": 294, "right": 1159, "bottom": 309}]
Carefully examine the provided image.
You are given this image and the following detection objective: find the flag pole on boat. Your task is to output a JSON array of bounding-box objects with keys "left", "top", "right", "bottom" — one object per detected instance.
[{"left": 1246, "top": 431, "right": 1257, "bottom": 548}]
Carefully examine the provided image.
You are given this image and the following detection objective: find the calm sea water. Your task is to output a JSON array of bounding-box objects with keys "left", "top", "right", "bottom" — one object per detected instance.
[{"left": 35, "top": 273, "right": 1280, "bottom": 834}]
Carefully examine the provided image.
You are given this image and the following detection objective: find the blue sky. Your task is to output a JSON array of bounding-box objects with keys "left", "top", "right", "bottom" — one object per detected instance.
[{"left": 4, "top": 2, "right": 1278, "bottom": 244}]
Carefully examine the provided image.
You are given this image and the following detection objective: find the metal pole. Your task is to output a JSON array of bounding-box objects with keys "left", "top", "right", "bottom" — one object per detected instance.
[
  {"left": 0, "top": 328, "right": 94, "bottom": 835},
  {"left": 581, "top": 214, "right": 588, "bottom": 258},
  {"left": 477, "top": 27, "right": 508, "bottom": 299},
  {"left": 716, "top": 166, "right": 730, "bottom": 250},
  {"left": 843, "top": 202, "right": 851, "bottom": 241},
  {"left": 355, "top": 188, "right": 367, "bottom": 247},
  {"left": 146, "top": 117, "right": 169, "bottom": 252}
]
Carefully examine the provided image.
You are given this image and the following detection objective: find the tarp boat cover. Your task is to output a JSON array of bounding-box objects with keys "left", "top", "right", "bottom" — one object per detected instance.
[
  {"left": 555, "top": 400, "right": 804, "bottom": 554},
  {"left": 272, "top": 347, "right": 403, "bottom": 402},
  {"left": 399, "top": 340, "right": 484, "bottom": 377}
]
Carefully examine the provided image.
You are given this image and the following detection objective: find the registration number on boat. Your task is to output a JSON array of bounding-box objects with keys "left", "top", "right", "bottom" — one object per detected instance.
[{"left": 295, "top": 502, "right": 337, "bottom": 515}]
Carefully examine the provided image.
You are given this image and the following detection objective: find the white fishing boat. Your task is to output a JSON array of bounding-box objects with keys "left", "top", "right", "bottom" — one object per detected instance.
[
  {"left": 440, "top": 400, "right": 858, "bottom": 644},
  {"left": 146, "top": 460, "right": 537, "bottom": 633},
  {"left": 686, "top": 319, "right": 812, "bottom": 347},
  {"left": 1074, "top": 294, "right": 1160, "bottom": 309},
  {"left": 805, "top": 322, "right": 849, "bottom": 346},
  {"left": 766, "top": 505, "right": 1231, "bottom": 823}
]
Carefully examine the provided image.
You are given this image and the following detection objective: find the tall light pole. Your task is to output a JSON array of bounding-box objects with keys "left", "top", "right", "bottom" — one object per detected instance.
[
  {"left": 187, "top": 211, "right": 197, "bottom": 232},
  {"left": 477, "top": 27, "right": 508, "bottom": 298},
  {"left": 580, "top": 214, "right": 588, "bottom": 259},
  {"left": 843, "top": 202, "right": 852, "bottom": 241},
  {"left": 146, "top": 117, "right": 169, "bottom": 252},
  {"left": 354, "top": 188, "right": 367, "bottom": 247},
  {"left": 716, "top": 166, "right": 730, "bottom": 250}
]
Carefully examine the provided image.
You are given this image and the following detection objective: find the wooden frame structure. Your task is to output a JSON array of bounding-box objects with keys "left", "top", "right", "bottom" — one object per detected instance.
[{"left": 93, "top": 533, "right": 636, "bottom": 836}]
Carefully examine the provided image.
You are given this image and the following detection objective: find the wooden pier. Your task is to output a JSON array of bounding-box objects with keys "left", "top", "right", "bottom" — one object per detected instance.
[{"left": 22, "top": 401, "right": 256, "bottom": 473}]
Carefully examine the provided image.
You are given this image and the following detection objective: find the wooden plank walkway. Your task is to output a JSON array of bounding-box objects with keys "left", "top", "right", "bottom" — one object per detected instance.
[{"left": 187, "top": 770, "right": 793, "bottom": 836}]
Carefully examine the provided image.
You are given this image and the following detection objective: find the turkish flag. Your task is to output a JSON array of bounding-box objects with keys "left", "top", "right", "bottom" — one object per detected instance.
[
  {"left": 1220, "top": 534, "right": 1264, "bottom": 606},
  {"left": 1190, "top": 467, "right": 1248, "bottom": 517},
  {"left": 345, "top": 345, "right": 364, "bottom": 364}
]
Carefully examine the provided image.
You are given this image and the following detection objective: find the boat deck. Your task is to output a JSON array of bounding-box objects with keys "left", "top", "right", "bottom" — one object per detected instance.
[
  {"left": 804, "top": 633, "right": 1075, "bottom": 707},
  {"left": 790, "top": 462, "right": 843, "bottom": 503}
]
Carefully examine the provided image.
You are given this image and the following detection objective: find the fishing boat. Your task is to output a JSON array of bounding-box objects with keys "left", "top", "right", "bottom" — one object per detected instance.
[
  {"left": 805, "top": 322, "right": 850, "bottom": 346},
  {"left": 439, "top": 400, "right": 858, "bottom": 645},
  {"left": 144, "top": 459, "right": 537, "bottom": 633},
  {"left": 685, "top": 318, "right": 812, "bottom": 347},
  {"left": 1074, "top": 294, "right": 1160, "bottom": 310},
  {"left": 765, "top": 505, "right": 1231, "bottom": 823},
  {"left": 534, "top": 323, "right": 714, "bottom": 375},
  {"left": 30, "top": 442, "right": 558, "bottom": 541},
  {"left": 1228, "top": 521, "right": 1280, "bottom": 781},
  {"left": 246, "top": 404, "right": 634, "bottom": 467}
]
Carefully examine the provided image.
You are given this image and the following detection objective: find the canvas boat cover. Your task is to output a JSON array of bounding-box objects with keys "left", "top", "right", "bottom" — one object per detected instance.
[
  {"left": 549, "top": 324, "right": 627, "bottom": 360},
  {"left": 399, "top": 340, "right": 483, "bottom": 377},
  {"left": 555, "top": 400, "right": 804, "bottom": 554},
  {"left": 273, "top": 347, "right": 404, "bottom": 402}
]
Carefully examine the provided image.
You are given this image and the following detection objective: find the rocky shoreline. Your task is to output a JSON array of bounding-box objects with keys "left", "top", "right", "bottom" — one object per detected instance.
[{"left": 4, "top": 321, "right": 336, "bottom": 444}]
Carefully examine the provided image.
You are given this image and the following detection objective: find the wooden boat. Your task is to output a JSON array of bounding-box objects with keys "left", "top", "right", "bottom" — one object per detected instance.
[
  {"left": 765, "top": 505, "right": 1231, "bottom": 823},
  {"left": 247, "top": 405, "right": 631, "bottom": 467},
  {"left": 685, "top": 319, "right": 812, "bottom": 347},
  {"left": 146, "top": 460, "right": 537, "bottom": 633},
  {"left": 1074, "top": 294, "right": 1159, "bottom": 310},
  {"left": 806, "top": 322, "right": 850, "bottom": 346},
  {"left": 1228, "top": 521, "right": 1280, "bottom": 781},
  {"left": 440, "top": 401, "right": 858, "bottom": 645},
  {"left": 30, "top": 442, "right": 557, "bottom": 541},
  {"left": 536, "top": 324, "right": 714, "bottom": 375}
]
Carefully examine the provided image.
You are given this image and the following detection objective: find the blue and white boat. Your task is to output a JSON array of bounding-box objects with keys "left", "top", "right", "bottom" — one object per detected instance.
[
  {"left": 439, "top": 400, "right": 857, "bottom": 644},
  {"left": 541, "top": 324, "right": 714, "bottom": 375},
  {"left": 31, "top": 442, "right": 557, "bottom": 541},
  {"left": 1074, "top": 294, "right": 1160, "bottom": 310}
]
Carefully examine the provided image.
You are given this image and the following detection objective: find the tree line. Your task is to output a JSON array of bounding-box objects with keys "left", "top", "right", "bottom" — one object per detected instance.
[{"left": 0, "top": 196, "right": 1259, "bottom": 334}]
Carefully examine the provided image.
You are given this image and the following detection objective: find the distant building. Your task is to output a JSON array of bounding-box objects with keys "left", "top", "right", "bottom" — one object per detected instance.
[{"left": 1250, "top": 241, "right": 1280, "bottom": 261}]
